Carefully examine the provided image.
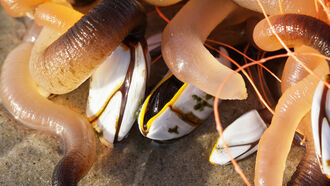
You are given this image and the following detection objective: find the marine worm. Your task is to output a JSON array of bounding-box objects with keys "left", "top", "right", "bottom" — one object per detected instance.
[
  {"left": 1, "top": 0, "right": 147, "bottom": 185},
  {"left": 162, "top": 0, "right": 247, "bottom": 99},
  {"left": 288, "top": 113, "right": 330, "bottom": 185},
  {"left": 231, "top": 0, "right": 323, "bottom": 19},
  {"left": 30, "top": 0, "right": 146, "bottom": 94},
  {"left": 1, "top": 42, "right": 96, "bottom": 185},
  {"left": 0, "top": 0, "right": 48, "bottom": 17},
  {"left": 253, "top": 14, "right": 330, "bottom": 186},
  {"left": 281, "top": 46, "right": 323, "bottom": 93},
  {"left": 253, "top": 14, "right": 330, "bottom": 57}
]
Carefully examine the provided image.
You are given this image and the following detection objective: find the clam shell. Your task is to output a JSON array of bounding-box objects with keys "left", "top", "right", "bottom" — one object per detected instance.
[
  {"left": 86, "top": 43, "right": 148, "bottom": 145},
  {"left": 209, "top": 109, "right": 267, "bottom": 165},
  {"left": 138, "top": 73, "right": 214, "bottom": 141},
  {"left": 311, "top": 75, "right": 330, "bottom": 176}
]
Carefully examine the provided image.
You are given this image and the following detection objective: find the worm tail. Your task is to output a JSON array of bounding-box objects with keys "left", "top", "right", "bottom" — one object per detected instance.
[
  {"left": 288, "top": 144, "right": 329, "bottom": 185},
  {"left": 1, "top": 43, "right": 96, "bottom": 185}
]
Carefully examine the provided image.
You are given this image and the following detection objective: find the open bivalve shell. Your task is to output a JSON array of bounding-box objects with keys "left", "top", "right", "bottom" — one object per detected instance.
[
  {"left": 209, "top": 109, "right": 267, "bottom": 165},
  {"left": 86, "top": 42, "right": 149, "bottom": 145},
  {"left": 311, "top": 74, "right": 330, "bottom": 177},
  {"left": 138, "top": 73, "right": 214, "bottom": 141}
]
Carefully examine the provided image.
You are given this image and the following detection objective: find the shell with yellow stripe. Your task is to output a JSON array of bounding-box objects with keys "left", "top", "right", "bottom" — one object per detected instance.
[{"left": 138, "top": 73, "right": 214, "bottom": 141}]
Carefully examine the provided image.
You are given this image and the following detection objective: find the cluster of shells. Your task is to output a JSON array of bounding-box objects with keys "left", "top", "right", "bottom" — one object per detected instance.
[{"left": 0, "top": 0, "right": 329, "bottom": 185}]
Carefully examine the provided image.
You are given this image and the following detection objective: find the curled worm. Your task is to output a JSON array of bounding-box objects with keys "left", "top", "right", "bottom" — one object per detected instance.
[
  {"left": 1, "top": 43, "right": 96, "bottom": 185},
  {"left": 162, "top": 0, "right": 247, "bottom": 99},
  {"left": 253, "top": 14, "right": 330, "bottom": 186},
  {"left": 253, "top": 14, "right": 330, "bottom": 57},
  {"left": 1, "top": 0, "right": 147, "bottom": 185},
  {"left": 30, "top": 0, "right": 146, "bottom": 94}
]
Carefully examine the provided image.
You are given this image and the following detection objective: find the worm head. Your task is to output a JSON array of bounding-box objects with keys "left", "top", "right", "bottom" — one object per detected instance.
[
  {"left": 138, "top": 73, "right": 214, "bottom": 141},
  {"left": 86, "top": 42, "right": 148, "bottom": 145},
  {"left": 311, "top": 74, "right": 330, "bottom": 177},
  {"left": 209, "top": 110, "right": 267, "bottom": 165}
]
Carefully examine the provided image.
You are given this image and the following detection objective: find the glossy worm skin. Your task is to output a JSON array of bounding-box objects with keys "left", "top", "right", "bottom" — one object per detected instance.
[
  {"left": 281, "top": 46, "right": 322, "bottom": 93},
  {"left": 0, "top": 43, "right": 96, "bottom": 186},
  {"left": 1, "top": 0, "right": 147, "bottom": 185},
  {"left": 253, "top": 14, "right": 330, "bottom": 57},
  {"left": 162, "top": 0, "right": 247, "bottom": 99},
  {"left": 30, "top": 0, "right": 146, "bottom": 94},
  {"left": 0, "top": 0, "right": 47, "bottom": 17},
  {"left": 232, "top": 0, "right": 322, "bottom": 19},
  {"left": 253, "top": 14, "right": 330, "bottom": 186}
]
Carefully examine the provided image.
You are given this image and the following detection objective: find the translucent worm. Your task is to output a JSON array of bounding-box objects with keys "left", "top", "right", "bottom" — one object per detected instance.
[
  {"left": 232, "top": 0, "right": 324, "bottom": 19},
  {"left": 162, "top": 0, "right": 247, "bottom": 99},
  {"left": 253, "top": 14, "right": 330, "bottom": 186},
  {"left": 1, "top": 0, "right": 146, "bottom": 185},
  {"left": 281, "top": 46, "right": 322, "bottom": 93},
  {"left": 1, "top": 42, "right": 96, "bottom": 185},
  {"left": 0, "top": 0, "right": 49, "bottom": 17},
  {"left": 253, "top": 14, "right": 330, "bottom": 57}
]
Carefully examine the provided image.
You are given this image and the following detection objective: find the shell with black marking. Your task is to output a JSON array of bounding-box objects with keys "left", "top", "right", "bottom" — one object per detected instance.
[
  {"left": 138, "top": 73, "right": 214, "bottom": 141},
  {"left": 86, "top": 42, "right": 149, "bottom": 145}
]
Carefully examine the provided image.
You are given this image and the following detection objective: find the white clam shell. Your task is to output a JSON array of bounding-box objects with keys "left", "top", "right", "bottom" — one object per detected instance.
[
  {"left": 147, "top": 33, "right": 162, "bottom": 52},
  {"left": 311, "top": 78, "right": 330, "bottom": 176},
  {"left": 138, "top": 74, "right": 214, "bottom": 141},
  {"left": 86, "top": 43, "right": 147, "bottom": 144},
  {"left": 209, "top": 109, "right": 267, "bottom": 165}
]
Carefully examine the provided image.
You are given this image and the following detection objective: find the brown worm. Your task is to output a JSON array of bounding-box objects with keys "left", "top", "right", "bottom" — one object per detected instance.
[
  {"left": 30, "top": 0, "right": 146, "bottom": 94},
  {"left": 1, "top": 0, "right": 146, "bottom": 185},
  {"left": 288, "top": 78, "right": 330, "bottom": 185},
  {"left": 288, "top": 142, "right": 330, "bottom": 185},
  {"left": 68, "top": 0, "right": 96, "bottom": 7},
  {"left": 253, "top": 14, "right": 330, "bottom": 57},
  {"left": 1, "top": 43, "right": 96, "bottom": 186},
  {"left": 253, "top": 13, "right": 330, "bottom": 186}
]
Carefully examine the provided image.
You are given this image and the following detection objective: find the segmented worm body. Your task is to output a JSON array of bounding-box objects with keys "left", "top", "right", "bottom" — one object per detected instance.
[
  {"left": 0, "top": 0, "right": 329, "bottom": 185},
  {"left": 0, "top": 0, "right": 146, "bottom": 185},
  {"left": 253, "top": 14, "right": 330, "bottom": 186},
  {"left": 1, "top": 42, "right": 96, "bottom": 185},
  {"left": 31, "top": 0, "right": 146, "bottom": 94}
]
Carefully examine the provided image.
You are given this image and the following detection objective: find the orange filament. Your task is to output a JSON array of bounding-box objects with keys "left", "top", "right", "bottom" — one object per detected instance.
[
  {"left": 254, "top": 1, "right": 330, "bottom": 88},
  {"left": 155, "top": 6, "right": 170, "bottom": 23},
  {"left": 213, "top": 51, "right": 295, "bottom": 186},
  {"left": 257, "top": 65, "right": 272, "bottom": 108},
  {"left": 278, "top": 0, "right": 284, "bottom": 14},
  {"left": 205, "top": 43, "right": 275, "bottom": 115},
  {"left": 318, "top": 0, "right": 330, "bottom": 22},
  {"left": 243, "top": 43, "right": 253, "bottom": 78},
  {"left": 206, "top": 39, "right": 281, "bottom": 83},
  {"left": 151, "top": 54, "right": 162, "bottom": 65}
]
